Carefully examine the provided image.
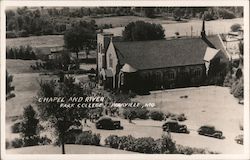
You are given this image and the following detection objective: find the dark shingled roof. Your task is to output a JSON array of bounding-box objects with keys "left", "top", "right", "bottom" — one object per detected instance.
[{"left": 113, "top": 35, "right": 227, "bottom": 70}]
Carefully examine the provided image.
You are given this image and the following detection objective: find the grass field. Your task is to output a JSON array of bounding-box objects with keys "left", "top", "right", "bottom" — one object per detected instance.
[
  {"left": 93, "top": 15, "right": 178, "bottom": 27},
  {"left": 5, "top": 16, "right": 176, "bottom": 48},
  {"left": 104, "top": 18, "right": 243, "bottom": 37},
  {"left": 6, "top": 35, "right": 64, "bottom": 48}
]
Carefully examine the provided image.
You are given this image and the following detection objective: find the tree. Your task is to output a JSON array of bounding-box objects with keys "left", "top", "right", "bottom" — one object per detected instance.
[
  {"left": 36, "top": 76, "right": 90, "bottom": 154},
  {"left": 20, "top": 105, "right": 39, "bottom": 146},
  {"left": 144, "top": 7, "right": 155, "bottom": 18},
  {"left": 173, "top": 8, "right": 184, "bottom": 21},
  {"left": 64, "top": 21, "right": 96, "bottom": 63},
  {"left": 122, "top": 21, "right": 165, "bottom": 41},
  {"left": 6, "top": 71, "right": 15, "bottom": 100},
  {"left": 231, "top": 23, "right": 241, "bottom": 32}
]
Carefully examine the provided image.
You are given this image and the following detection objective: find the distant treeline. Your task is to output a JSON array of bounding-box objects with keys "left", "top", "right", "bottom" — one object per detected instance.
[
  {"left": 6, "top": 7, "right": 243, "bottom": 38},
  {"left": 6, "top": 45, "right": 37, "bottom": 60}
]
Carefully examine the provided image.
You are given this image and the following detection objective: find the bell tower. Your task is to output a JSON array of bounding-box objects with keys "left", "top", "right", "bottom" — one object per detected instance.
[{"left": 97, "top": 32, "right": 113, "bottom": 76}]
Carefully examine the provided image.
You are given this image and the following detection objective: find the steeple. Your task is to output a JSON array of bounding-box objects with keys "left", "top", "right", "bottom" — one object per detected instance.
[{"left": 201, "top": 18, "right": 206, "bottom": 38}]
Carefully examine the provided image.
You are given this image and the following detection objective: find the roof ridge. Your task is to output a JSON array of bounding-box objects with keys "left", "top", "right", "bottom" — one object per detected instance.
[{"left": 113, "top": 36, "right": 206, "bottom": 44}]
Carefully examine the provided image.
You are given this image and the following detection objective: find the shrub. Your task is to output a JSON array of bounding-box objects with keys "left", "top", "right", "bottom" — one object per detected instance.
[
  {"left": 105, "top": 134, "right": 175, "bottom": 154},
  {"left": 239, "top": 123, "right": 244, "bottom": 131},
  {"left": 17, "top": 30, "right": 29, "bottom": 37},
  {"left": 128, "top": 91, "right": 136, "bottom": 98},
  {"left": 105, "top": 135, "right": 159, "bottom": 153},
  {"left": 117, "top": 135, "right": 136, "bottom": 151},
  {"left": 149, "top": 110, "right": 164, "bottom": 121},
  {"left": 105, "top": 135, "right": 120, "bottom": 148},
  {"left": 122, "top": 107, "right": 149, "bottom": 120},
  {"left": 223, "top": 72, "right": 234, "bottom": 87},
  {"left": 11, "top": 136, "right": 52, "bottom": 148},
  {"left": 11, "top": 138, "right": 24, "bottom": 148},
  {"left": 176, "top": 145, "right": 207, "bottom": 154},
  {"left": 6, "top": 140, "right": 11, "bottom": 149},
  {"left": 161, "top": 134, "right": 177, "bottom": 154},
  {"left": 231, "top": 78, "right": 243, "bottom": 100},
  {"left": 23, "top": 136, "right": 39, "bottom": 147},
  {"left": 38, "top": 136, "right": 52, "bottom": 145},
  {"left": 136, "top": 107, "right": 149, "bottom": 119},
  {"left": 6, "top": 31, "right": 17, "bottom": 38},
  {"left": 133, "top": 137, "right": 159, "bottom": 153},
  {"left": 75, "top": 131, "right": 101, "bottom": 146},
  {"left": 233, "top": 79, "right": 243, "bottom": 99},
  {"left": 11, "top": 121, "right": 22, "bottom": 133},
  {"left": 231, "top": 23, "right": 241, "bottom": 32},
  {"left": 104, "top": 134, "right": 215, "bottom": 154}
]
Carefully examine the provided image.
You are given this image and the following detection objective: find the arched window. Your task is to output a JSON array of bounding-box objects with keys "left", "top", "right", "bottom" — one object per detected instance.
[
  {"left": 143, "top": 72, "right": 150, "bottom": 80},
  {"left": 120, "top": 73, "right": 124, "bottom": 85},
  {"left": 109, "top": 54, "right": 113, "bottom": 68},
  {"left": 98, "top": 43, "right": 101, "bottom": 53},
  {"left": 194, "top": 68, "right": 202, "bottom": 77},
  {"left": 156, "top": 71, "right": 162, "bottom": 82},
  {"left": 168, "top": 71, "right": 175, "bottom": 80}
]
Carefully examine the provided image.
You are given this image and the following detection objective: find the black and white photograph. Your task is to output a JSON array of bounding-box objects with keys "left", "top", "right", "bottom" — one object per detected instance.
[{"left": 1, "top": 1, "right": 249, "bottom": 160}]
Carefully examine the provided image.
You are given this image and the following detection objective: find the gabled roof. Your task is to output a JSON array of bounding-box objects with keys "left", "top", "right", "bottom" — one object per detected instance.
[
  {"left": 113, "top": 35, "right": 227, "bottom": 70},
  {"left": 121, "top": 63, "right": 137, "bottom": 73},
  {"left": 204, "top": 47, "right": 219, "bottom": 62}
]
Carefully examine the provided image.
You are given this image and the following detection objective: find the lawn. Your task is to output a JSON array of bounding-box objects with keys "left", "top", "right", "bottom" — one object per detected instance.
[
  {"left": 6, "top": 60, "right": 58, "bottom": 118},
  {"left": 80, "top": 86, "right": 244, "bottom": 154},
  {"left": 6, "top": 144, "right": 137, "bottom": 154},
  {"left": 6, "top": 73, "right": 40, "bottom": 118},
  {"left": 6, "top": 59, "right": 42, "bottom": 74},
  {"left": 6, "top": 86, "right": 244, "bottom": 154},
  {"left": 132, "top": 86, "right": 244, "bottom": 153}
]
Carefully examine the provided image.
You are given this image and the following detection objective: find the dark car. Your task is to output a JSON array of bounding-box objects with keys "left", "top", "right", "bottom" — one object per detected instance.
[
  {"left": 198, "top": 125, "right": 223, "bottom": 139},
  {"left": 235, "top": 134, "right": 243, "bottom": 145},
  {"left": 95, "top": 117, "right": 123, "bottom": 130},
  {"left": 162, "top": 120, "right": 189, "bottom": 133}
]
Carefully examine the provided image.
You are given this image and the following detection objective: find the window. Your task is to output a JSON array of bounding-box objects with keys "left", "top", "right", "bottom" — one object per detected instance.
[
  {"left": 98, "top": 43, "right": 100, "bottom": 53},
  {"left": 100, "top": 44, "right": 103, "bottom": 53},
  {"left": 168, "top": 71, "right": 175, "bottom": 80},
  {"left": 194, "top": 69, "right": 202, "bottom": 77},
  {"left": 143, "top": 72, "right": 150, "bottom": 80},
  {"left": 120, "top": 73, "right": 124, "bottom": 85},
  {"left": 109, "top": 54, "right": 113, "bottom": 68},
  {"left": 156, "top": 72, "right": 162, "bottom": 81}
]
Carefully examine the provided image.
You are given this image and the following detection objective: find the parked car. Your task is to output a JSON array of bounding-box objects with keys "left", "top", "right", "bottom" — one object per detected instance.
[
  {"left": 162, "top": 120, "right": 189, "bottom": 133},
  {"left": 235, "top": 134, "right": 243, "bottom": 145},
  {"left": 198, "top": 125, "right": 223, "bottom": 139},
  {"left": 96, "top": 117, "right": 123, "bottom": 130}
]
